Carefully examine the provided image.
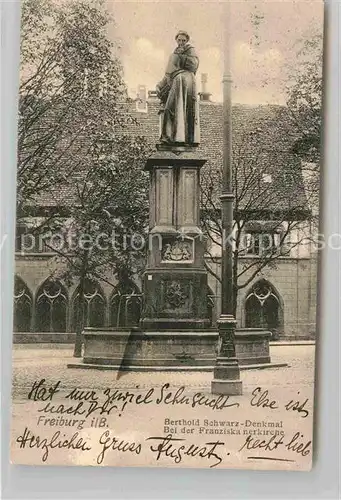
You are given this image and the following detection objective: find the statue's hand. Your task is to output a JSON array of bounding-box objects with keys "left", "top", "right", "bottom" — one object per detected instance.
[
  {"left": 174, "top": 46, "right": 185, "bottom": 54},
  {"left": 156, "top": 76, "right": 171, "bottom": 103}
]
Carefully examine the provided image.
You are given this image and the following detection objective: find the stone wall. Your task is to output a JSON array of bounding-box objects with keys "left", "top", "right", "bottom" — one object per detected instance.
[
  {"left": 14, "top": 99, "right": 317, "bottom": 340},
  {"left": 207, "top": 256, "right": 317, "bottom": 339},
  {"left": 14, "top": 252, "right": 317, "bottom": 339}
]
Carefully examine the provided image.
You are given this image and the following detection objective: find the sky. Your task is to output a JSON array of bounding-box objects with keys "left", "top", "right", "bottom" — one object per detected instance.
[{"left": 106, "top": 0, "right": 323, "bottom": 105}]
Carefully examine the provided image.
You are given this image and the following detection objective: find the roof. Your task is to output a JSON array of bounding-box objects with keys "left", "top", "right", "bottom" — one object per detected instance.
[{"left": 24, "top": 97, "right": 308, "bottom": 214}]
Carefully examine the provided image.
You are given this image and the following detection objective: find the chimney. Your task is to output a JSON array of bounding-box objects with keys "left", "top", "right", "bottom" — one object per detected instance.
[
  {"left": 136, "top": 84, "right": 148, "bottom": 113},
  {"left": 199, "top": 73, "right": 212, "bottom": 102}
]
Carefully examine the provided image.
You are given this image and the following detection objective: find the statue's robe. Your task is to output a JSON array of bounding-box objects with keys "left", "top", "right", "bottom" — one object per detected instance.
[{"left": 157, "top": 44, "right": 200, "bottom": 145}]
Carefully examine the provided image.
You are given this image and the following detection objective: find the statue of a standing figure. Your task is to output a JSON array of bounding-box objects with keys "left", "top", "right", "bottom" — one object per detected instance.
[{"left": 156, "top": 31, "right": 200, "bottom": 146}]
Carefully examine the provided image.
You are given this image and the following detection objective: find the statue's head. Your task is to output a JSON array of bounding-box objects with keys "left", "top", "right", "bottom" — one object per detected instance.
[{"left": 175, "top": 31, "right": 190, "bottom": 47}]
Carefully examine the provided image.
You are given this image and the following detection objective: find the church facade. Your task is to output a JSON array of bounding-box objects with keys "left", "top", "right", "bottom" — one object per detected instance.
[{"left": 13, "top": 94, "right": 318, "bottom": 341}]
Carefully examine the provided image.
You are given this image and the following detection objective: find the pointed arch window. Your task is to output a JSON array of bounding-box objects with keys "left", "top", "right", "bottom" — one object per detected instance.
[
  {"left": 110, "top": 285, "right": 142, "bottom": 328},
  {"left": 245, "top": 280, "right": 283, "bottom": 337},
  {"left": 13, "top": 276, "right": 32, "bottom": 332},
  {"left": 36, "top": 280, "right": 68, "bottom": 332},
  {"left": 72, "top": 279, "right": 106, "bottom": 329}
]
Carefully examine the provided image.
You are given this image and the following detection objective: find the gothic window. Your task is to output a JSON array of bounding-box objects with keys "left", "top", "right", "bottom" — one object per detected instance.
[
  {"left": 15, "top": 224, "right": 28, "bottom": 253},
  {"left": 15, "top": 224, "right": 64, "bottom": 254},
  {"left": 35, "top": 280, "right": 68, "bottom": 332},
  {"left": 110, "top": 287, "right": 142, "bottom": 327},
  {"left": 245, "top": 231, "right": 279, "bottom": 256},
  {"left": 13, "top": 276, "right": 32, "bottom": 332},
  {"left": 36, "top": 230, "right": 58, "bottom": 253},
  {"left": 125, "top": 294, "right": 142, "bottom": 326},
  {"left": 72, "top": 280, "right": 106, "bottom": 329},
  {"left": 245, "top": 280, "right": 282, "bottom": 338}
]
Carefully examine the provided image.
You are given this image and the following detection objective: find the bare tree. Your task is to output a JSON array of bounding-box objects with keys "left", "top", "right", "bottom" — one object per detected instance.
[
  {"left": 45, "top": 135, "right": 151, "bottom": 356},
  {"left": 201, "top": 108, "right": 315, "bottom": 315},
  {"left": 18, "top": 0, "right": 153, "bottom": 355},
  {"left": 18, "top": 0, "right": 132, "bottom": 214}
]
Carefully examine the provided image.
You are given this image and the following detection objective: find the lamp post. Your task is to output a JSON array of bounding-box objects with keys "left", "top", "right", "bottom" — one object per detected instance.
[{"left": 211, "top": 0, "right": 242, "bottom": 395}]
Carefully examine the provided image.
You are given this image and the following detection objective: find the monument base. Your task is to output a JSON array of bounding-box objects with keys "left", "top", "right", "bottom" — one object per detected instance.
[
  {"left": 67, "top": 328, "right": 287, "bottom": 372},
  {"left": 211, "top": 357, "right": 243, "bottom": 395},
  {"left": 211, "top": 379, "right": 243, "bottom": 396}
]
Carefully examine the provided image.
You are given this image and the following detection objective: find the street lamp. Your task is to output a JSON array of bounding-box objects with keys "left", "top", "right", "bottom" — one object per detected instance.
[{"left": 211, "top": 0, "right": 243, "bottom": 395}]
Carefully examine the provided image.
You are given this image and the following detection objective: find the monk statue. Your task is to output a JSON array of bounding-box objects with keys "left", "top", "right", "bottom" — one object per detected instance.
[{"left": 156, "top": 31, "right": 200, "bottom": 146}]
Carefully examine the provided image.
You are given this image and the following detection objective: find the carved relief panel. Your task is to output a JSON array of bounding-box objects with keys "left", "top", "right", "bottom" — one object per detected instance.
[
  {"left": 161, "top": 237, "right": 194, "bottom": 263},
  {"left": 160, "top": 279, "right": 193, "bottom": 314}
]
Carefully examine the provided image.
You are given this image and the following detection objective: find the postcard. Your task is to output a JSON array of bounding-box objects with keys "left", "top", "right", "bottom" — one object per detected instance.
[{"left": 10, "top": 0, "right": 323, "bottom": 470}]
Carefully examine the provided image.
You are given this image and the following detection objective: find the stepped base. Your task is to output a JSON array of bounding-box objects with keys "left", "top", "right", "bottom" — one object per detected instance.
[
  {"left": 68, "top": 327, "right": 279, "bottom": 371},
  {"left": 68, "top": 362, "right": 287, "bottom": 372},
  {"left": 211, "top": 379, "right": 243, "bottom": 395}
]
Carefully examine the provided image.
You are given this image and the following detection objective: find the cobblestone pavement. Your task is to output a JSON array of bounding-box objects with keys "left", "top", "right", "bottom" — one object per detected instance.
[{"left": 11, "top": 344, "right": 315, "bottom": 397}]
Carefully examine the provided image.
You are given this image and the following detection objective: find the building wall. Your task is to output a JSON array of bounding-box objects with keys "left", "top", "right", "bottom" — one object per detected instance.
[
  {"left": 204, "top": 220, "right": 318, "bottom": 339},
  {"left": 14, "top": 251, "right": 317, "bottom": 339},
  {"left": 236, "top": 257, "right": 317, "bottom": 338},
  {"left": 206, "top": 256, "right": 317, "bottom": 339},
  {"left": 15, "top": 254, "right": 118, "bottom": 299},
  {"left": 14, "top": 99, "right": 318, "bottom": 340}
]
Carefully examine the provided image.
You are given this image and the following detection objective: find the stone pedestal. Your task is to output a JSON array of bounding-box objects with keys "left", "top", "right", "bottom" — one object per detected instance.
[
  {"left": 67, "top": 327, "right": 283, "bottom": 371},
  {"left": 141, "top": 148, "right": 211, "bottom": 331},
  {"left": 70, "top": 147, "right": 278, "bottom": 373}
]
